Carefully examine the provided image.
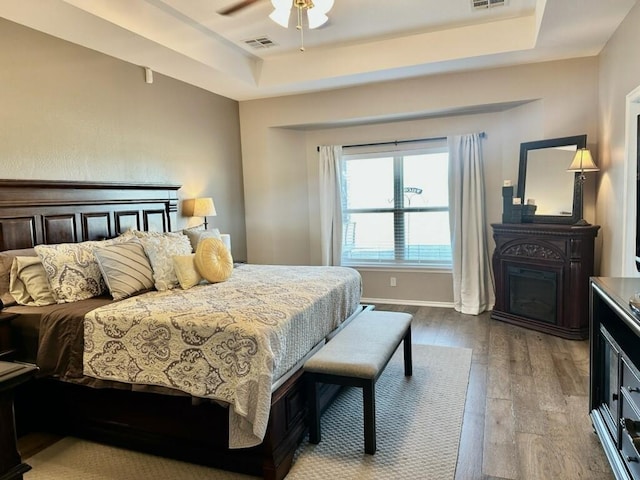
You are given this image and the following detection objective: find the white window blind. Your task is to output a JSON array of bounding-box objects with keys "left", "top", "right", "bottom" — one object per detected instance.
[{"left": 341, "top": 141, "right": 451, "bottom": 268}]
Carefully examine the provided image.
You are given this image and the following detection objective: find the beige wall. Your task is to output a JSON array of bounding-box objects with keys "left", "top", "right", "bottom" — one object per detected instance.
[
  {"left": 240, "top": 58, "right": 599, "bottom": 305},
  {"left": 6, "top": 7, "right": 635, "bottom": 303},
  {"left": 597, "top": 1, "right": 640, "bottom": 277},
  {"left": 0, "top": 19, "right": 247, "bottom": 260}
]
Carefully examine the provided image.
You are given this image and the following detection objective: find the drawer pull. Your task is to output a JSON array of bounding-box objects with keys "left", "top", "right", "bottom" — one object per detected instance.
[
  {"left": 627, "top": 456, "right": 639, "bottom": 463},
  {"left": 628, "top": 386, "right": 640, "bottom": 393},
  {"left": 613, "top": 393, "right": 619, "bottom": 401}
]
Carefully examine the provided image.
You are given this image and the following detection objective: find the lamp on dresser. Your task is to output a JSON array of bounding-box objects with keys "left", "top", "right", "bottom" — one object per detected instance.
[{"left": 567, "top": 148, "right": 599, "bottom": 226}]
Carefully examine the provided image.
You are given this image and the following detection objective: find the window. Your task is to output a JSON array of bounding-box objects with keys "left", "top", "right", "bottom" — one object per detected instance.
[{"left": 341, "top": 143, "right": 451, "bottom": 268}]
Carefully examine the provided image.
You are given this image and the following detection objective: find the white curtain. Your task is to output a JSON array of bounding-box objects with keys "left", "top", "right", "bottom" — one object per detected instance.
[
  {"left": 448, "top": 133, "right": 495, "bottom": 315},
  {"left": 318, "top": 145, "right": 343, "bottom": 266}
]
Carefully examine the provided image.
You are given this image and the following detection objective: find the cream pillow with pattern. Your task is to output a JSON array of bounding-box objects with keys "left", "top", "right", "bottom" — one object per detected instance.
[
  {"left": 134, "top": 231, "right": 193, "bottom": 291},
  {"left": 35, "top": 238, "right": 126, "bottom": 303}
]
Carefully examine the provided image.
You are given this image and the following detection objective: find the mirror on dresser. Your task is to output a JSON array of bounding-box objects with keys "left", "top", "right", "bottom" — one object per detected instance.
[{"left": 517, "top": 134, "right": 587, "bottom": 224}]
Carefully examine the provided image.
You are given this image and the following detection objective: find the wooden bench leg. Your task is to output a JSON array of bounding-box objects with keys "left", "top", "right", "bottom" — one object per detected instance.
[
  {"left": 404, "top": 326, "right": 413, "bottom": 377},
  {"left": 307, "top": 378, "right": 321, "bottom": 444},
  {"left": 363, "top": 380, "right": 376, "bottom": 454}
]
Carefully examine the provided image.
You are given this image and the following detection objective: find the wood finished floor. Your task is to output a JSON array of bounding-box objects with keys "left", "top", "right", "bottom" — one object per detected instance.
[
  {"left": 376, "top": 304, "right": 613, "bottom": 480},
  {"left": 18, "top": 305, "right": 614, "bottom": 479}
]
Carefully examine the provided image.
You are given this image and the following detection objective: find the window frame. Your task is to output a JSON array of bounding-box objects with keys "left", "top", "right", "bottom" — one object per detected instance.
[{"left": 340, "top": 143, "right": 452, "bottom": 269}]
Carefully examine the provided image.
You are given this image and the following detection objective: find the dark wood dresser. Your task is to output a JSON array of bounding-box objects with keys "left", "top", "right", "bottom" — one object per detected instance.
[
  {"left": 590, "top": 277, "right": 640, "bottom": 480},
  {"left": 491, "top": 223, "right": 599, "bottom": 339}
]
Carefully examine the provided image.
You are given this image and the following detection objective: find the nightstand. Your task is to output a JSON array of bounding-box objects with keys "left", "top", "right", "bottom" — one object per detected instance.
[
  {"left": 0, "top": 362, "right": 37, "bottom": 480},
  {"left": 0, "top": 313, "right": 18, "bottom": 361}
]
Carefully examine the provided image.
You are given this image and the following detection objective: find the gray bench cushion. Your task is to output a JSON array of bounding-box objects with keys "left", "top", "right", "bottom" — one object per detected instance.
[{"left": 304, "top": 311, "right": 412, "bottom": 379}]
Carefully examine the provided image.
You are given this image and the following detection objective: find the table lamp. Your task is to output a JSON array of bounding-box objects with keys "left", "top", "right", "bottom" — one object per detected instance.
[
  {"left": 567, "top": 148, "right": 599, "bottom": 226},
  {"left": 192, "top": 197, "right": 217, "bottom": 229}
]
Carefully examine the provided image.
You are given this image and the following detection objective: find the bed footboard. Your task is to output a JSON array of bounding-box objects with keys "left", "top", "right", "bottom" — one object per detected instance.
[{"left": 15, "top": 367, "right": 341, "bottom": 480}]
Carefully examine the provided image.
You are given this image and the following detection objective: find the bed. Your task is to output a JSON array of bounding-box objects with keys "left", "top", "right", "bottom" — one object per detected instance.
[{"left": 0, "top": 179, "right": 363, "bottom": 480}]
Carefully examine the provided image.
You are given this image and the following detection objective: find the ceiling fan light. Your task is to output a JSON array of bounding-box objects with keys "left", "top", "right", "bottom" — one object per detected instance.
[
  {"left": 312, "top": 0, "right": 334, "bottom": 14},
  {"left": 269, "top": 7, "right": 291, "bottom": 28},
  {"left": 307, "top": 10, "right": 328, "bottom": 29}
]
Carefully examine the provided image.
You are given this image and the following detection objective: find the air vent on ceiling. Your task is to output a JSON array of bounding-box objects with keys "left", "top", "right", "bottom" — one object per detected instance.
[
  {"left": 472, "top": 0, "right": 505, "bottom": 9},
  {"left": 244, "top": 36, "right": 278, "bottom": 49}
]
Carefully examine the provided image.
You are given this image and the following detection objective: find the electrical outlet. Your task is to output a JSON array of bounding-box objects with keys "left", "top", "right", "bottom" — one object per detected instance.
[{"left": 390, "top": 277, "right": 397, "bottom": 287}]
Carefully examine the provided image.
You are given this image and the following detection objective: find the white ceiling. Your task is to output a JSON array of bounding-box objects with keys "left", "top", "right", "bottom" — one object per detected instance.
[{"left": 0, "top": 0, "right": 637, "bottom": 101}]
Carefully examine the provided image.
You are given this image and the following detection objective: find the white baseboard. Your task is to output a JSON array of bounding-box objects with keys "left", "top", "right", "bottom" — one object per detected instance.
[{"left": 361, "top": 297, "right": 455, "bottom": 308}]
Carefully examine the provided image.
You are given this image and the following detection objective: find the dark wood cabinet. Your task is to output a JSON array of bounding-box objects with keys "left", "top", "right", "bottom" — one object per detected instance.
[
  {"left": 590, "top": 277, "right": 640, "bottom": 480},
  {"left": 0, "top": 362, "right": 37, "bottom": 480},
  {"left": 0, "top": 313, "right": 18, "bottom": 361},
  {"left": 491, "top": 223, "right": 599, "bottom": 339}
]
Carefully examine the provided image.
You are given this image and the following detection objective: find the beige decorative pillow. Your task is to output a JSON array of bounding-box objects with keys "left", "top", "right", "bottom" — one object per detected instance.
[
  {"left": 134, "top": 231, "right": 193, "bottom": 291},
  {"left": 172, "top": 254, "right": 203, "bottom": 290},
  {"left": 0, "top": 248, "right": 36, "bottom": 306},
  {"left": 9, "top": 256, "right": 56, "bottom": 306},
  {"left": 182, "top": 224, "right": 205, "bottom": 234},
  {"left": 183, "top": 227, "right": 221, "bottom": 252},
  {"left": 35, "top": 238, "right": 126, "bottom": 303},
  {"left": 94, "top": 240, "right": 154, "bottom": 300},
  {"left": 194, "top": 237, "right": 233, "bottom": 283}
]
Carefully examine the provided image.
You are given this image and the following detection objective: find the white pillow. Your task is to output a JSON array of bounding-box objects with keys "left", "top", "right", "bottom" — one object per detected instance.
[
  {"left": 134, "top": 231, "right": 193, "bottom": 291},
  {"left": 35, "top": 238, "right": 126, "bottom": 303},
  {"left": 94, "top": 240, "right": 154, "bottom": 300}
]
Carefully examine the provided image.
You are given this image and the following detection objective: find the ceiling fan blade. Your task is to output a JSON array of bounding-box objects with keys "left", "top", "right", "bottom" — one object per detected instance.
[{"left": 218, "top": 0, "right": 262, "bottom": 15}]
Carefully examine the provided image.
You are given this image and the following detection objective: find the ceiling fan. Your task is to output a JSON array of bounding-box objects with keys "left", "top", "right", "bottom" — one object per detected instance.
[
  {"left": 219, "top": 0, "right": 333, "bottom": 50},
  {"left": 218, "top": 0, "right": 263, "bottom": 16}
]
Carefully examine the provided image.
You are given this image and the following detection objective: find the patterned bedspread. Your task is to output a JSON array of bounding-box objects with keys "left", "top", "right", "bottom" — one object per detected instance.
[{"left": 83, "top": 264, "right": 361, "bottom": 448}]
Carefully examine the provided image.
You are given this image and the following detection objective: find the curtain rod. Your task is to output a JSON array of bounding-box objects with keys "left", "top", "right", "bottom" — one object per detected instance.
[{"left": 316, "top": 132, "right": 486, "bottom": 152}]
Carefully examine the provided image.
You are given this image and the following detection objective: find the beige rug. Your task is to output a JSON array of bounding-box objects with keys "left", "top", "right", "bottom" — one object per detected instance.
[{"left": 24, "top": 344, "right": 472, "bottom": 480}]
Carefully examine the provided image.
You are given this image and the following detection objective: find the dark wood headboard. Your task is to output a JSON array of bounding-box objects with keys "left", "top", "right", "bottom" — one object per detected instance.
[{"left": 0, "top": 180, "right": 180, "bottom": 250}]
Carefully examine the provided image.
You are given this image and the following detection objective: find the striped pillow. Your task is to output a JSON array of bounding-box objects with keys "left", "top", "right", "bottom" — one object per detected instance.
[{"left": 94, "top": 240, "right": 154, "bottom": 300}]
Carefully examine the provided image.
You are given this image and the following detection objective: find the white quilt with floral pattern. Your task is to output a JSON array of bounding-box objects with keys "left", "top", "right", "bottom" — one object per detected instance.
[{"left": 83, "top": 264, "right": 361, "bottom": 448}]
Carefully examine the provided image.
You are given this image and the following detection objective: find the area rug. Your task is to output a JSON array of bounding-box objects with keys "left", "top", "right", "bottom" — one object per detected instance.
[{"left": 24, "top": 344, "right": 472, "bottom": 480}]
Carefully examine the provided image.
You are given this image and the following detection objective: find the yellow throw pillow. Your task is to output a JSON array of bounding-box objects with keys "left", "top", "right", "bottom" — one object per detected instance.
[
  {"left": 173, "top": 254, "right": 203, "bottom": 289},
  {"left": 194, "top": 238, "right": 233, "bottom": 283}
]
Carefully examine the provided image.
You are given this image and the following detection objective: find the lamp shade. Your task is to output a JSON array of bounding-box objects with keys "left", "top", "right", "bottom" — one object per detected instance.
[
  {"left": 567, "top": 148, "right": 599, "bottom": 172},
  {"left": 192, "top": 197, "right": 217, "bottom": 217}
]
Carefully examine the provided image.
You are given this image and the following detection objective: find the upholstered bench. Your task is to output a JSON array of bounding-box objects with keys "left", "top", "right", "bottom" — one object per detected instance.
[{"left": 304, "top": 310, "right": 413, "bottom": 454}]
